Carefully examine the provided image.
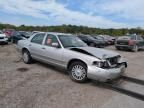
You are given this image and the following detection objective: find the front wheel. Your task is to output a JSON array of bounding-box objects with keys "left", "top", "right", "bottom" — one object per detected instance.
[
  {"left": 116, "top": 46, "right": 121, "bottom": 50},
  {"left": 68, "top": 62, "right": 87, "bottom": 83}
]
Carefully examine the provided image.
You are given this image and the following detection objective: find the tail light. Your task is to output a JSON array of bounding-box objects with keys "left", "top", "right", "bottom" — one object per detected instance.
[{"left": 128, "top": 40, "right": 134, "bottom": 45}]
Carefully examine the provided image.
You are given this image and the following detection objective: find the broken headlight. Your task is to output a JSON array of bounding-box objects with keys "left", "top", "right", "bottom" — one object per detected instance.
[
  {"left": 93, "top": 61, "right": 104, "bottom": 68},
  {"left": 93, "top": 61, "right": 110, "bottom": 68}
]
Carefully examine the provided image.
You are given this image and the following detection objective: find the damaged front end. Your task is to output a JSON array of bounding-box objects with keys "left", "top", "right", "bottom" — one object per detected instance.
[
  {"left": 69, "top": 47, "right": 127, "bottom": 82},
  {"left": 102, "top": 55, "right": 127, "bottom": 69},
  {"left": 87, "top": 56, "right": 127, "bottom": 82}
]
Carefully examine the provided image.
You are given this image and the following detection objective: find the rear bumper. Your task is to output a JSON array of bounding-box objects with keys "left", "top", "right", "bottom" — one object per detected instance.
[{"left": 87, "top": 63, "right": 126, "bottom": 82}]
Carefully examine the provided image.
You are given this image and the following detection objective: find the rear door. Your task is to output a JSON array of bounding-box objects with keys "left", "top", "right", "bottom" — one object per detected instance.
[{"left": 29, "top": 33, "right": 46, "bottom": 60}]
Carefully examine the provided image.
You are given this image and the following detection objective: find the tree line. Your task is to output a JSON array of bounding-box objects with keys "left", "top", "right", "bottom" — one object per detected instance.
[{"left": 0, "top": 23, "right": 144, "bottom": 36}]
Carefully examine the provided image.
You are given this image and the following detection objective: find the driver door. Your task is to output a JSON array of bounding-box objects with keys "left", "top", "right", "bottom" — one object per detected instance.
[{"left": 41, "top": 34, "right": 65, "bottom": 67}]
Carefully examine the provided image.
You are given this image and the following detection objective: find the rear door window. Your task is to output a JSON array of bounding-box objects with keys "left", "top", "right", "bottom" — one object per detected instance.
[{"left": 31, "top": 33, "right": 45, "bottom": 44}]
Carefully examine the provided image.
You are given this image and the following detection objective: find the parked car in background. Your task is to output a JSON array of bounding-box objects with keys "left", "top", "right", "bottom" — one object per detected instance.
[
  {"left": 99, "top": 35, "right": 115, "bottom": 45},
  {"left": 10, "top": 31, "right": 26, "bottom": 43},
  {"left": 77, "top": 35, "right": 106, "bottom": 48},
  {"left": 31, "top": 31, "right": 42, "bottom": 35},
  {"left": 0, "top": 31, "right": 8, "bottom": 44},
  {"left": 3, "top": 29, "right": 15, "bottom": 41},
  {"left": 93, "top": 35, "right": 109, "bottom": 46},
  {"left": 115, "top": 35, "right": 144, "bottom": 52},
  {"left": 17, "top": 32, "right": 127, "bottom": 83},
  {"left": 19, "top": 31, "right": 32, "bottom": 38}
]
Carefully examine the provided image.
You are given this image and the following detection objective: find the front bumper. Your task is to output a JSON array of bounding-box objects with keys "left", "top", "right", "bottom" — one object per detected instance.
[
  {"left": 87, "top": 63, "right": 126, "bottom": 82},
  {"left": 0, "top": 38, "right": 8, "bottom": 43}
]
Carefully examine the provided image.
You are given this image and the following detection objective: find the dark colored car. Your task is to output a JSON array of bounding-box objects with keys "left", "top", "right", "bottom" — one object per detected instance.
[
  {"left": 10, "top": 31, "right": 26, "bottom": 43},
  {"left": 115, "top": 35, "right": 144, "bottom": 52},
  {"left": 19, "top": 31, "right": 32, "bottom": 38},
  {"left": 93, "top": 36, "right": 109, "bottom": 46},
  {"left": 77, "top": 35, "right": 106, "bottom": 48},
  {"left": 99, "top": 35, "right": 115, "bottom": 45}
]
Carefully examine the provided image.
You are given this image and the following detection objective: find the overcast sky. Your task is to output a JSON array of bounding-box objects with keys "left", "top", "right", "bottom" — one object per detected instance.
[{"left": 0, "top": 0, "right": 144, "bottom": 28}]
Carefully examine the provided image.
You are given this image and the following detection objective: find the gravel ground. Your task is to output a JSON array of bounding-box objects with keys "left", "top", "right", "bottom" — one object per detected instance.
[{"left": 0, "top": 44, "right": 144, "bottom": 108}]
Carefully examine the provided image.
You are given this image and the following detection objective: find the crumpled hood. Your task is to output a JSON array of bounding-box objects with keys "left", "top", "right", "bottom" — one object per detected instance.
[{"left": 70, "top": 47, "right": 120, "bottom": 59}]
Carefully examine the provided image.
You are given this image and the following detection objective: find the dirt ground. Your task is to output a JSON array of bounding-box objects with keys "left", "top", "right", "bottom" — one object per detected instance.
[{"left": 0, "top": 44, "right": 144, "bottom": 108}]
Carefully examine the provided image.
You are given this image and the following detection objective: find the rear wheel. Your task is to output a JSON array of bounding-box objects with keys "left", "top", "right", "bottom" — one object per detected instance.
[
  {"left": 22, "top": 50, "right": 32, "bottom": 64},
  {"left": 68, "top": 61, "right": 87, "bottom": 83},
  {"left": 116, "top": 46, "right": 121, "bottom": 50}
]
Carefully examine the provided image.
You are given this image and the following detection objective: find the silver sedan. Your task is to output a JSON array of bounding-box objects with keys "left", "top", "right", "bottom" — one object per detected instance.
[{"left": 17, "top": 32, "right": 127, "bottom": 83}]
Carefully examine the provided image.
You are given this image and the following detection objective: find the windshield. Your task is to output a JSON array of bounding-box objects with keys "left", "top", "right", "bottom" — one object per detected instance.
[
  {"left": 95, "top": 36, "right": 103, "bottom": 40},
  {"left": 118, "top": 35, "right": 136, "bottom": 40},
  {"left": 12, "top": 31, "right": 20, "bottom": 36},
  {"left": 87, "top": 36, "right": 95, "bottom": 40},
  {"left": 129, "top": 35, "right": 136, "bottom": 40},
  {"left": 58, "top": 35, "right": 87, "bottom": 48},
  {"left": 20, "top": 32, "right": 27, "bottom": 35}
]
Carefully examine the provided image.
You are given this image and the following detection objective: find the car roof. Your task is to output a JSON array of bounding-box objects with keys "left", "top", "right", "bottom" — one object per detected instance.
[
  {"left": 34, "top": 32, "right": 73, "bottom": 36},
  {"left": 46, "top": 32, "right": 72, "bottom": 36}
]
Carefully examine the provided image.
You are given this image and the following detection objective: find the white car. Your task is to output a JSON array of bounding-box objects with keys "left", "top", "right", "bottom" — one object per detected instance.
[
  {"left": 17, "top": 32, "right": 127, "bottom": 83},
  {"left": 0, "top": 31, "right": 8, "bottom": 44}
]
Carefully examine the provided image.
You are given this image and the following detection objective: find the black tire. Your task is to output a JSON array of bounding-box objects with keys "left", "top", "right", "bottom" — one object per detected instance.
[
  {"left": 22, "top": 50, "right": 32, "bottom": 64},
  {"left": 89, "top": 43, "right": 95, "bottom": 47},
  {"left": 116, "top": 46, "right": 121, "bottom": 50},
  {"left": 68, "top": 61, "right": 87, "bottom": 83},
  {"left": 99, "top": 45, "right": 105, "bottom": 48},
  {"left": 5, "top": 42, "right": 8, "bottom": 45},
  {"left": 132, "top": 45, "right": 138, "bottom": 52},
  {"left": 11, "top": 38, "right": 15, "bottom": 43}
]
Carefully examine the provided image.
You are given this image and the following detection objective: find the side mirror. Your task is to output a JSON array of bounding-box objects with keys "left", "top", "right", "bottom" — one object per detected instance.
[{"left": 51, "top": 43, "right": 59, "bottom": 48}]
